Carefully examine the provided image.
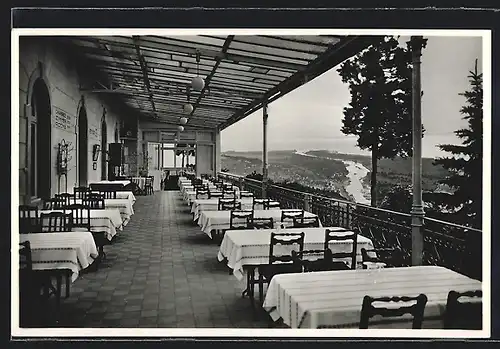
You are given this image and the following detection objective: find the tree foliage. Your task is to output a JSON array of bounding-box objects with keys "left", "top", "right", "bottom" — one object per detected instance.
[
  {"left": 337, "top": 36, "right": 426, "bottom": 206},
  {"left": 433, "top": 60, "right": 483, "bottom": 229}
]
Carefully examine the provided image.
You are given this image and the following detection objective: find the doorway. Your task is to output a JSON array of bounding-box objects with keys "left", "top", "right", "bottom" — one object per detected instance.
[
  {"left": 78, "top": 106, "right": 88, "bottom": 186},
  {"left": 31, "top": 78, "right": 51, "bottom": 199}
]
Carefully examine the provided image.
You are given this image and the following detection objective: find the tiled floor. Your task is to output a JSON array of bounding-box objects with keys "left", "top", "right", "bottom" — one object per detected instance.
[{"left": 36, "top": 191, "right": 272, "bottom": 328}]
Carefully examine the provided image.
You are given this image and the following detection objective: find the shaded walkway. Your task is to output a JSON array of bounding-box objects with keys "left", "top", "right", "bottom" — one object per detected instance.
[{"left": 55, "top": 191, "right": 269, "bottom": 328}]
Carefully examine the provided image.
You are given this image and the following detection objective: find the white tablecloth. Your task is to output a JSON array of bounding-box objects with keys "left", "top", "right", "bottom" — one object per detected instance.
[
  {"left": 89, "top": 180, "right": 131, "bottom": 187},
  {"left": 130, "top": 177, "right": 146, "bottom": 190},
  {"left": 37, "top": 208, "right": 122, "bottom": 241},
  {"left": 115, "top": 191, "right": 136, "bottom": 204},
  {"left": 74, "top": 199, "right": 134, "bottom": 226},
  {"left": 198, "top": 209, "right": 320, "bottom": 238},
  {"left": 263, "top": 266, "right": 482, "bottom": 329},
  {"left": 20, "top": 231, "right": 99, "bottom": 282},
  {"left": 181, "top": 184, "right": 218, "bottom": 196},
  {"left": 217, "top": 227, "right": 373, "bottom": 280},
  {"left": 190, "top": 198, "right": 255, "bottom": 220}
]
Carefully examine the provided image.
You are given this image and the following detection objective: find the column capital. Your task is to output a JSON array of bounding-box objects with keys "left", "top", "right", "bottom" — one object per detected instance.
[{"left": 408, "top": 36, "right": 428, "bottom": 55}]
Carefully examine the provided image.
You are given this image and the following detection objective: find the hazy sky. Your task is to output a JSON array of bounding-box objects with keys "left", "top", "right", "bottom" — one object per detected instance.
[{"left": 220, "top": 36, "right": 483, "bottom": 158}]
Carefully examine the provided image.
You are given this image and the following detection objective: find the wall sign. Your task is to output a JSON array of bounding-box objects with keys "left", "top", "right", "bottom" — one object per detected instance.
[
  {"left": 53, "top": 106, "right": 75, "bottom": 131},
  {"left": 89, "top": 126, "right": 100, "bottom": 139}
]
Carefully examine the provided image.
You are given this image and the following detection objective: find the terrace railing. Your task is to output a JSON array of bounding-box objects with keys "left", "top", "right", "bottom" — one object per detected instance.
[{"left": 217, "top": 172, "right": 482, "bottom": 281}]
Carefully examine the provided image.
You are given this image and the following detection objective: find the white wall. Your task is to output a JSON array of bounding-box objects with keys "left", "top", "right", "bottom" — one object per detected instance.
[{"left": 18, "top": 37, "right": 127, "bottom": 203}]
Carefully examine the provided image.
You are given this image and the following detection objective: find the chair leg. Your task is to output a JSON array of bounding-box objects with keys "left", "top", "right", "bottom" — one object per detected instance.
[
  {"left": 65, "top": 274, "right": 71, "bottom": 298},
  {"left": 258, "top": 271, "right": 264, "bottom": 305}
]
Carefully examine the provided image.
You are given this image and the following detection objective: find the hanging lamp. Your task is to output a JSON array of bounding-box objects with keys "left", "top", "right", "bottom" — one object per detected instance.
[
  {"left": 178, "top": 125, "right": 184, "bottom": 132},
  {"left": 180, "top": 117, "right": 188, "bottom": 125},
  {"left": 183, "top": 86, "right": 193, "bottom": 114},
  {"left": 191, "top": 50, "right": 205, "bottom": 91}
]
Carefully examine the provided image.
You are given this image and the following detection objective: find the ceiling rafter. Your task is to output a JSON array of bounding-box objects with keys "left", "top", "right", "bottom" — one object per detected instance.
[{"left": 133, "top": 36, "right": 157, "bottom": 117}]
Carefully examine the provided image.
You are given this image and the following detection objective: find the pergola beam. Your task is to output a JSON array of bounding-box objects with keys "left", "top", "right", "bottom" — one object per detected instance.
[{"left": 133, "top": 36, "right": 157, "bottom": 116}]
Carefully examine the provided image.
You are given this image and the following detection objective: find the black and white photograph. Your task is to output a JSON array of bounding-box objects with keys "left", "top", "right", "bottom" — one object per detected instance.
[{"left": 11, "top": 8, "right": 492, "bottom": 339}]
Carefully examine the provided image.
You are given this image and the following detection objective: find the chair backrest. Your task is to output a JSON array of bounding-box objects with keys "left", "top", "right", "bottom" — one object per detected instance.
[
  {"left": 444, "top": 290, "right": 482, "bottom": 330},
  {"left": 253, "top": 198, "right": 269, "bottom": 210},
  {"left": 324, "top": 229, "right": 358, "bottom": 269},
  {"left": 19, "top": 241, "right": 33, "bottom": 271},
  {"left": 100, "top": 190, "right": 117, "bottom": 199},
  {"left": 293, "top": 216, "right": 320, "bottom": 228},
  {"left": 74, "top": 186, "right": 91, "bottom": 199},
  {"left": 19, "top": 205, "right": 40, "bottom": 233},
  {"left": 43, "top": 197, "right": 65, "bottom": 210},
  {"left": 218, "top": 198, "right": 237, "bottom": 211},
  {"left": 359, "top": 294, "right": 428, "bottom": 329},
  {"left": 222, "top": 190, "right": 236, "bottom": 199},
  {"left": 40, "top": 212, "right": 73, "bottom": 232},
  {"left": 240, "top": 191, "right": 254, "bottom": 198},
  {"left": 145, "top": 176, "right": 154, "bottom": 186},
  {"left": 89, "top": 183, "right": 123, "bottom": 193},
  {"left": 83, "top": 193, "right": 106, "bottom": 209},
  {"left": 250, "top": 217, "right": 274, "bottom": 229},
  {"left": 360, "top": 247, "right": 407, "bottom": 269},
  {"left": 281, "top": 209, "right": 305, "bottom": 222},
  {"left": 65, "top": 203, "right": 91, "bottom": 230},
  {"left": 196, "top": 188, "right": 210, "bottom": 199},
  {"left": 291, "top": 249, "right": 329, "bottom": 272},
  {"left": 229, "top": 210, "right": 254, "bottom": 229},
  {"left": 56, "top": 193, "right": 75, "bottom": 207},
  {"left": 209, "top": 191, "right": 223, "bottom": 199},
  {"left": 263, "top": 200, "right": 281, "bottom": 210},
  {"left": 269, "top": 232, "right": 305, "bottom": 265}
]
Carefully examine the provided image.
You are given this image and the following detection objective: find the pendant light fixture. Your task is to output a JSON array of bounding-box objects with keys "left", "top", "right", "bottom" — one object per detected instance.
[
  {"left": 183, "top": 86, "right": 193, "bottom": 114},
  {"left": 191, "top": 50, "right": 205, "bottom": 92},
  {"left": 178, "top": 125, "right": 184, "bottom": 132},
  {"left": 180, "top": 117, "right": 188, "bottom": 125}
]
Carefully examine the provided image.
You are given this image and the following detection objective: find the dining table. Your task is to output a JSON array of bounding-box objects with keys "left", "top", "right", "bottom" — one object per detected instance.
[
  {"left": 197, "top": 209, "right": 320, "bottom": 239},
  {"left": 73, "top": 198, "right": 134, "bottom": 226},
  {"left": 30, "top": 208, "right": 123, "bottom": 241},
  {"left": 190, "top": 198, "right": 280, "bottom": 221},
  {"left": 218, "top": 227, "right": 374, "bottom": 281},
  {"left": 19, "top": 231, "right": 99, "bottom": 282},
  {"left": 262, "top": 265, "right": 482, "bottom": 329},
  {"left": 89, "top": 180, "right": 131, "bottom": 187}
]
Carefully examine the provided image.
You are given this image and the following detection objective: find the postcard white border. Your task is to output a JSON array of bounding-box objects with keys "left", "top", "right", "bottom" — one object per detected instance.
[{"left": 11, "top": 28, "right": 492, "bottom": 339}]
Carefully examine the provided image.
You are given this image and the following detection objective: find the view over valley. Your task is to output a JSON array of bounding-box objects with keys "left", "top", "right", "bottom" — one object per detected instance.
[{"left": 221, "top": 149, "right": 452, "bottom": 207}]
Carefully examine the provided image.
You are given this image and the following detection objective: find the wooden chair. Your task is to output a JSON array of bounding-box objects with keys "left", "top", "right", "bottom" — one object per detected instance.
[
  {"left": 280, "top": 209, "right": 305, "bottom": 226},
  {"left": 359, "top": 294, "right": 428, "bottom": 329},
  {"left": 220, "top": 199, "right": 242, "bottom": 211},
  {"left": 74, "top": 186, "right": 91, "bottom": 200},
  {"left": 40, "top": 212, "right": 73, "bottom": 232},
  {"left": 43, "top": 197, "right": 65, "bottom": 210},
  {"left": 19, "top": 241, "right": 41, "bottom": 326},
  {"left": 56, "top": 193, "right": 75, "bottom": 207},
  {"left": 218, "top": 198, "right": 239, "bottom": 211},
  {"left": 196, "top": 188, "right": 210, "bottom": 199},
  {"left": 144, "top": 176, "right": 154, "bottom": 195},
  {"left": 19, "top": 205, "right": 40, "bottom": 233},
  {"left": 291, "top": 248, "right": 334, "bottom": 272},
  {"left": 361, "top": 247, "right": 408, "bottom": 269},
  {"left": 229, "top": 210, "right": 254, "bottom": 230},
  {"left": 323, "top": 229, "right": 358, "bottom": 270},
  {"left": 252, "top": 198, "right": 269, "bottom": 210},
  {"left": 64, "top": 204, "right": 91, "bottom": 231},
  {"left": 250, "top": 217, "right": 274, "bottom": 229},
  {"left": 257, "top": 232, "right": 305, "bottom": 304},
  {"left": 263, "top": 200, "right": 281, "bottom": 210},
  {"left": 99, "top": 190, "right": 117, "bottom": 199},
  {"left": 208, "top": 191, "right": 223, "bottom": 199},
  {"left": 444, "top": 290, "right": 482, "bottom": 330},
  {"left": 83, "top": 193, "right": 106, "bottom": 209},
  {"left": 292, "top": 216, "right": 320, "bottom": 228}
]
